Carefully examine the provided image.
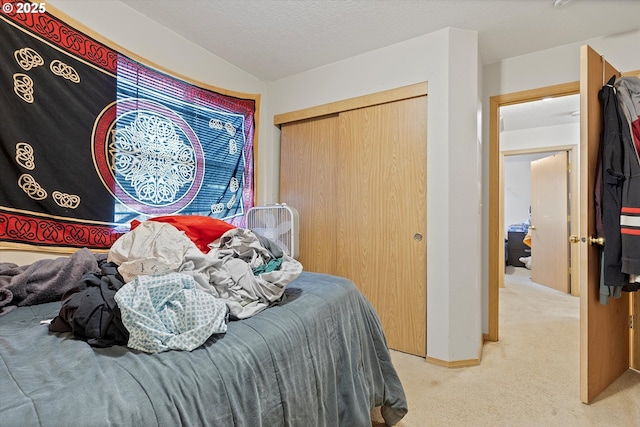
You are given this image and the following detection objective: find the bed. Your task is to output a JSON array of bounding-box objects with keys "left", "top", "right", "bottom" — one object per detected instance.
[{"left": 0, "top": 268, "right": 408, "bottom": 426}]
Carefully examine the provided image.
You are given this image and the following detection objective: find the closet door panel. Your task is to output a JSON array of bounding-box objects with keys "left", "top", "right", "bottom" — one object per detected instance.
[
  {"left": 280, "top": 116, "right": 338, "bottom": 273},
  {"left": 336, "top": 96, "right": 427, "bottom": 356}
]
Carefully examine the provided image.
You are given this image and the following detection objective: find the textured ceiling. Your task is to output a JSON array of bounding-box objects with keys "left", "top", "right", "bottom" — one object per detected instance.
[
  {"left": 501, "top": 94, "right": 580, "bottom": 132},
  {"left": 119, "top": 0, "right": 640, "bottom": 82},
  {"left": 114, "top": 0, "right": 637, "bottom": 131}
]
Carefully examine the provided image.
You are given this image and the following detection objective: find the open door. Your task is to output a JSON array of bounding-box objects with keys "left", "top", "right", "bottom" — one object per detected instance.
[
  {"left": 634, "top": 294, "right": 640, "bottom": 369},
  {"left": 579, "top": 45, "right": 632, "bottom": 404},
  {"left": 530, "top": 151, "right": 569, "bottom": 293}
]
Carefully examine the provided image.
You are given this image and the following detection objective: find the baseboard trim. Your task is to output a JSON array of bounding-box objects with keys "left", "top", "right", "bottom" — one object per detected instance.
[
  {"left": 425, "top": 355, "right": 480, "bottom": 368},
  {"left": 425, "top": 337, "right": 484, "bottom": 368}
]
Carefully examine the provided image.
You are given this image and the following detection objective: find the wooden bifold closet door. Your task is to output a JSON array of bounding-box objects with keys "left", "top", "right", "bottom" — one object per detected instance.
[
  {"left": 279, "top": 115, "right": 339, "bottom": 275},
  {"left": 279, "top": 91, "right": 427, "bottom": 357}
]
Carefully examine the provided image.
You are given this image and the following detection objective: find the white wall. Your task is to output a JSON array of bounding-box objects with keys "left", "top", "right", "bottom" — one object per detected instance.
[
  {"left": 268, "top": 28, "right": 483, "bottom": 362},
  {"left": 504, "top": 152, "right": 549, "bottom": 231},
  {"left": 501, "top": 123, "right": 579, "bottom": 152},
  {"left": 481, "top": 29, "right": 640, "bottom": 333},
  {"left": 502, "top": 122, "right": 579, "bottom": 230}
]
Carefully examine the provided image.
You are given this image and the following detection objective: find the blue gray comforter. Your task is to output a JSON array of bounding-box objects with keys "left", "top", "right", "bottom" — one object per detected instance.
[{"left": 0, "top": 272, "right": 407, "bottom": 426}]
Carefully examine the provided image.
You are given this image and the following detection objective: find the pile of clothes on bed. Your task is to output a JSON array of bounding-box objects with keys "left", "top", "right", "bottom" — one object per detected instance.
[{"left": 0, "top": 216, "right": 302, "bottom": 353}]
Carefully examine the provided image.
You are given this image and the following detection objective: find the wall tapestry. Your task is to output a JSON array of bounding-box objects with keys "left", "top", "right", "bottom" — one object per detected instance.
[{"left": 0, "top": 1, "right": 257, "bottom": 251}]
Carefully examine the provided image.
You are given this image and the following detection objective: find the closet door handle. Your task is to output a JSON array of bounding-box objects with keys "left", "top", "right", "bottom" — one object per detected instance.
[{"left": 413, "top": 233, "right": 423, "bottom": 242}]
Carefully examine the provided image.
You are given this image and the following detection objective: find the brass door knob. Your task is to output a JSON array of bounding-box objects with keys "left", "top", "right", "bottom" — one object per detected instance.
[
  {"left": 589, "top": 236, "right": 605, "bottom": 246},
  {"left": 569, "top": 235, "right": 580, "bottom": 243}
]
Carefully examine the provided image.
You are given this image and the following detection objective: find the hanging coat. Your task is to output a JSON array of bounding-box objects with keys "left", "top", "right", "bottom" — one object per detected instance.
[
  {"left": 615, "top": 76, "right": 640, "bottom": 291},
  {"left": 599, "top": 75, "right": 626, "bottom": 292}
]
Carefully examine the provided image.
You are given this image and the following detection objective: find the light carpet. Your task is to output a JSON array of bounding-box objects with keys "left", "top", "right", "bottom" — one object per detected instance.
[{"left": 372, "top": 266, "right": 640, "bottom": 426}]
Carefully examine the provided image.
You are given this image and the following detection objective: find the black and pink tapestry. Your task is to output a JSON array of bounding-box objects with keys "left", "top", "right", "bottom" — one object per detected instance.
[{"left": 0, "top": 1, "right": 256, "bottom": 250}]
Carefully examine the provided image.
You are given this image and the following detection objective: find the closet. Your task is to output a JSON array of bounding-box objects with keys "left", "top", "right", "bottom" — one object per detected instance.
[{"left": 275, "top": 83, "right": 427, "bottom": 357}]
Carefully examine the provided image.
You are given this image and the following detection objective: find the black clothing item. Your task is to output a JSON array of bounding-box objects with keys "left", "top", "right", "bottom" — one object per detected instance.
[
  {"left": 599, "top": 76, "right": 626, "bottom": 288},
  {"left": 49, "top": 261, "right": 128, "bottom": 347}
]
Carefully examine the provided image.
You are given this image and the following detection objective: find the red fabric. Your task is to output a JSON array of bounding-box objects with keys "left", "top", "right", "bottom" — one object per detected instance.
[
  {"left": 631, "top": 116, "right": 640, "bottom": 159},
  {"left": 130, "top": 215, "right": 236, "bottom": 253}
]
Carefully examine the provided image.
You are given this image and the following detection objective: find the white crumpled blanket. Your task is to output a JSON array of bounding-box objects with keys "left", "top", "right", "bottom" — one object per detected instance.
[
  {"left": 108, "top": 221, "right": 194, "bottom": 282},
  {"left": 108, "top": 221, "right": 303, "bottom": 319},
  {"left": 114, "top": 272, "right": 228, "bottom": 353}
]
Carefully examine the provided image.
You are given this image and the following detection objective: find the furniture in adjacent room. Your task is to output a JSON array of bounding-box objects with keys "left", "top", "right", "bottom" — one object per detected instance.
[{"left": 507, "top": 230, "right": 531, "bottom": 267}]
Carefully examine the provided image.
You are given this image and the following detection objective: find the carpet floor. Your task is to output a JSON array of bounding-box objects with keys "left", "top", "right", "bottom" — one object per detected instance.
[{"left": 372, "top": 266, "right": 640, "bottom": 426}]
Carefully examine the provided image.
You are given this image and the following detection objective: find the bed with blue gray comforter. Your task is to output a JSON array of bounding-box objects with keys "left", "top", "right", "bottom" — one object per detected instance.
[{"left": 0, "top": 271, "right": 407, "bottom": 426}]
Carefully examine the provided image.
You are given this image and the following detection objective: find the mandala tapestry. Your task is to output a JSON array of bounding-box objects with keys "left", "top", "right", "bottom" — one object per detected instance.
[{"left": 0, "top": 1, "right": 257, "bottom": 250}]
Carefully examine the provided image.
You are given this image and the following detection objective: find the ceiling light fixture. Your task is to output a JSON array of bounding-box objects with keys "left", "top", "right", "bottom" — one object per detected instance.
[{"left": 552, "top": 0, "right": 574, "bottom": 7}]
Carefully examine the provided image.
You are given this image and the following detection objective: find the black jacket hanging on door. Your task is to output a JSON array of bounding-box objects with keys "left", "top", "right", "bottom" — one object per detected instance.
[
  {"left": 597, "top": 75, "right": 640, "bottom": 300},
  {"left": 598, "top": 76, "right": 626, "bottom": 293}
]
